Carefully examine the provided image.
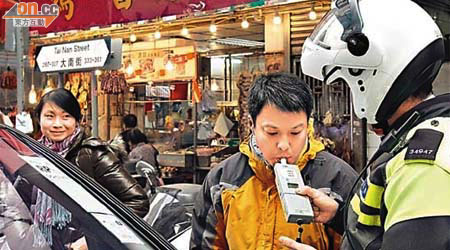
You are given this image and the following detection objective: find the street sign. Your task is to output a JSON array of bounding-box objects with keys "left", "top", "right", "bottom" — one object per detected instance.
[
  {"left": 36, "top": 39, "right": 110, "bottom": 72},
  {"left": 103, "top": 38, "right": 122, "bottom": 71}
]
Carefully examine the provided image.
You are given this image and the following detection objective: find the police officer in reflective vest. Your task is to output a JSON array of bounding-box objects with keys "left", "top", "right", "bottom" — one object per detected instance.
[{"left": 279, "top": 0, "right": 450, "bottom": 249}]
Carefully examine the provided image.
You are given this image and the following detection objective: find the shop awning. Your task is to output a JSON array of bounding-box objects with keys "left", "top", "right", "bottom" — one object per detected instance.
[{"left": 26, "top": 0, "right": 255, "bottom": 35}]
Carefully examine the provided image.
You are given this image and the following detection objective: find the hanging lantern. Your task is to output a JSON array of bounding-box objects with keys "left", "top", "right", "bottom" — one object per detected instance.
[{"left": 29, "top": 84, "right": 37, "bottom": 104}]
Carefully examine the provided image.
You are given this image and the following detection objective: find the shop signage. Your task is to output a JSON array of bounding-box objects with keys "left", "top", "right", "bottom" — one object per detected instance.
[
  {"left": 26, "top": 0, "right": 255, "bottom": 34},
  {"left": 36, "top": 39, "right": 110, "bottom": 72},
  {"left": 122, "top": 44, "right": 195, "bottom": 83}
]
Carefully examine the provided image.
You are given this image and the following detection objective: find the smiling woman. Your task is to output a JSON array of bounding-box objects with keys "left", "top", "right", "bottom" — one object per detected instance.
[
  {"left": 13, "top": 88, "right": 150, "bottom": 249},
  {"left": 34, "top": 89, "right": 82, "bottom": 157}
]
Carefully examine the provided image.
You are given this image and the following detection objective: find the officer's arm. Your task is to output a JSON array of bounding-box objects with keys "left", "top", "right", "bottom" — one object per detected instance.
[
  {"left": 381, "top": 159, "right": 450, "bottom": 250},
  {"left": 381, "top": 216, "right": 450, "bottom": 250}
]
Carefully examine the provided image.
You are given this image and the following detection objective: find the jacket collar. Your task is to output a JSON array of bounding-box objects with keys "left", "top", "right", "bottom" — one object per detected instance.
[
  {"left": 389, "top": 93, "right": 450, "bottom": 134},
  {"left": 239, "top": 120, "right": 325, "bottom": 186},
  {"left": 65, "top": 128, "right": 88, "bottom": 160}
]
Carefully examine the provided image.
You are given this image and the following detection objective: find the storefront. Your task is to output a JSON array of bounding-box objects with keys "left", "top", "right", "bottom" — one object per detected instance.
[{"left": 22, "top": 0, "right": 328, "bottom": 183}]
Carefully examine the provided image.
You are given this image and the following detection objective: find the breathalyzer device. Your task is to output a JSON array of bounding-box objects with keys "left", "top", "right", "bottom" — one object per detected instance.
[{"left": 274, "top": 158, "right": 314, "bottom": 224}]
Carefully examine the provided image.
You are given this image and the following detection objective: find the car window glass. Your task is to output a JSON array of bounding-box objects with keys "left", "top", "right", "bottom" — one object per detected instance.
[
  {"left": 0, "top": 132, "right": 155, "bottom": 250},
  {"left": 0, "top": 165, "right": 51, "bottom": 250}
]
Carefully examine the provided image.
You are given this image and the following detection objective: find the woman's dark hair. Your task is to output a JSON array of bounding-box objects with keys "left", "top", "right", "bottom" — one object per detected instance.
[
  {"left": 127, "top": 128, "right": 148, "bottom": 145},
  {"left": 35, "top": 88, "right": 82, "bottom": 122},
  {"left": 248, "top": 72, "right": 313, "bottom": 123}
]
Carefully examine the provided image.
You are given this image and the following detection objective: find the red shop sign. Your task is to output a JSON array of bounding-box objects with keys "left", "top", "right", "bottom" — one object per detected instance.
[{"left": 27, "top": 0, "right": 254, "bottom": 35}]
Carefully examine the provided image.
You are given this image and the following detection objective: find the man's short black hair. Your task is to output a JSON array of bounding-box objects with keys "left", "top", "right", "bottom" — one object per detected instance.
[
  {"left": 123, "top": 114, "right": 137, "bottom": 129},
  {"left": 248, "top": 72, "right": 313, "bottom": 123},
  {"left": 126, "top": 128, "right": 148, "bottom": 145}
]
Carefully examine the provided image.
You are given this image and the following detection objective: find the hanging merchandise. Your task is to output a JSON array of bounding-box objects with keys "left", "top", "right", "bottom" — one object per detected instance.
[
  {"left": 0, "top": 67, "right": 17, "bottom": 89},
  {"left": 100, "top": 70, "right": 127, "bottom": 95},
  {"left": 0, "top": 111, "right": 13, "bottom": 127},
  {"left": 191, "top": 79, "right": 202, "bottom": 104},
  {"left": 15, "top": 111, "right": 33, "bottom": 134},
  {"left": 65, "top": 73, "right": 90, "bottom": 112},
  {"left": 149, "top": 86, "right": 170, "bottom": 98},
  {"left": 237, "top": 71, "right": 254, "bottom": 142},
  {"left": 214, "top": 112, "right": 234, "bottom": 137},
  {"left": 201, "top": 88, "right": 217, "bottom": 114},
  {"left": 197, "top": 122, "right": 215, "bottom": 141}
]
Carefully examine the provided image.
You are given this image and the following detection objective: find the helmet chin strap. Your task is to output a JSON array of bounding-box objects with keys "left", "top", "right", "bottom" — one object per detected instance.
[{"left": 371, "top": 120, "right": 389, "bottom": 136}]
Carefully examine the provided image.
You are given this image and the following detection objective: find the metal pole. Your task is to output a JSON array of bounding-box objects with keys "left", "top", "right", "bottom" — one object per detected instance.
[
  {"left": 58, "top": 72, "right": 64, "bottom": 88},
  {"left": 193, "top": 99, "right": 198, "bottom": 184},
  {"left": 228, "top": 55, "right": 232, "bottom": 101},
  {"left": 193, "top": 53, "right": 199, "bottom": 184},
  {"left": 15, "top": 27, "right": 24, "bottom": 113},
  {"left": 106, "top": 94, "right": 110, "bottom": 140},
  {"left": 224, "top": 57, "right": 228, "bottom": 101},
  {"left": 91, "top": 71, "right": 98, "bottom": 137}
]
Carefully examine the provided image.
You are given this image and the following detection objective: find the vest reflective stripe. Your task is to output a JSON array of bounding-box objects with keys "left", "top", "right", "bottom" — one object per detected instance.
[
  {"left": 351, "top": 195, "right": 382, "bottom": 226},
  {"left": 361, "top": 179, "right": 384, "bottom": 209}
]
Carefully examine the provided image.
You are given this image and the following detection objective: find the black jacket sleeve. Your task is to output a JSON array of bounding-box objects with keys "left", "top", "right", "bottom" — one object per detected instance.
[
  {"left": 77, "top": 143, "right": 149, "bottom": 218},
  {"left": 190, "top": 172, "right": 218, "bottom": 250},
  {"left": 190, "top": 164, "right": 229, "bottom": 250},
  {"left": 381, "top": 216, "right": 450, "bottom": 250}
]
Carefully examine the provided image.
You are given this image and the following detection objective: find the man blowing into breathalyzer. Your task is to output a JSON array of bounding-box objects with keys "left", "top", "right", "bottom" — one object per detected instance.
[{"left": 190, "top": 72, "right": 357, "bottom": 250}]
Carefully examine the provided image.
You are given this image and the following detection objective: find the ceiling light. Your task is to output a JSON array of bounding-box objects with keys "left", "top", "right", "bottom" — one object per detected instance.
[
  {"left": 28, "top": 84, "right": 37, "bottom": 104},
  {"left": 130, "top": 33, "right": 137, "bottom": 42},
  {"left": 209, "top": 22, "right": 217, "bottom": 33},
  {"left": 126, "top": 65, "right": 134, "bottom": 75},
  {"left": 155, "top": 30, "right": 161, "bottom": 39},
  {"left": 232, "top": 58, "right": 242, "bottom": 64},
  {"left": 181, "top": 25, "right": 189, "bottom": 36},
  {"left": 308, "top": 6, "right": 317, "bottom": 20},
  {"left": 273, "top": 11, "right": 282, "bottom": 25},
  {"left": 241, "top": 18, "right": 249, "bottom": 29},
  {"left": 165, "top": 60, "right": 174, "bottom": 71}
]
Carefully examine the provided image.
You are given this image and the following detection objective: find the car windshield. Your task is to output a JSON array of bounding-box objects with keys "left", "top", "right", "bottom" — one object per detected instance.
[{"left": 0, "top": 125, "right": 176, "bottom": 250}]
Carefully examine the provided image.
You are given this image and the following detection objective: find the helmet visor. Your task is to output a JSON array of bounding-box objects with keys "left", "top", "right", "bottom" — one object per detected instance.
[{"left": 309, "top": 0, "right": 364, "bottom": 47}]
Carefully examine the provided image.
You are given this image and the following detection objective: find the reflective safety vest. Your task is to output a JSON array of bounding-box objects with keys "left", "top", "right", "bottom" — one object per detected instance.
[{"left": 343, "top": 116, "right": 450, "bottom": 250}]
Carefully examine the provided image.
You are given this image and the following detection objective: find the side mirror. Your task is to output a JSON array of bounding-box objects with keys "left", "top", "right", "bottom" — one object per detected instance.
[
  {"left": 135, "top": 161, "right": 160, "bottom": 191},
  {"left": 136, "top": 161, "right": 158, "bottom": 177}
]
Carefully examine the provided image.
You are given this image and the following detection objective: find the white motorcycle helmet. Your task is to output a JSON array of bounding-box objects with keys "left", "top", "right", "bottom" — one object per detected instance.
[{"left": 301, "top": 0, "right": 445, "bottom": 125}]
